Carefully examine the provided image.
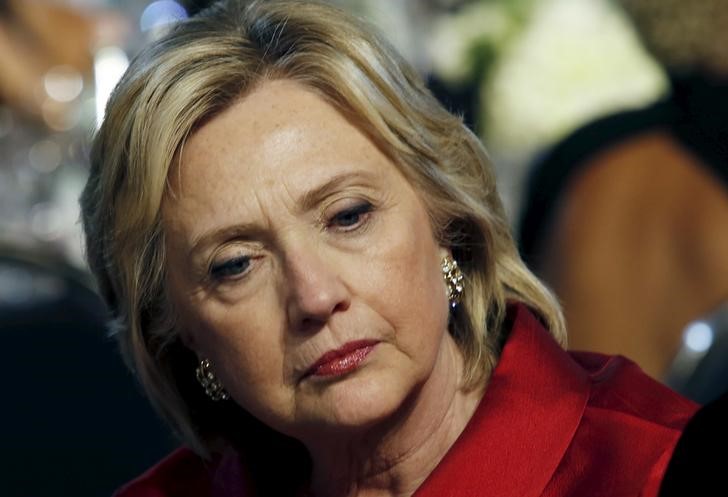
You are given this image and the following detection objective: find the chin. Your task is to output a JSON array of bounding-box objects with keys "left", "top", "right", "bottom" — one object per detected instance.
[{"left": 300, "top": 364, "right": 420, "bottom": 435}]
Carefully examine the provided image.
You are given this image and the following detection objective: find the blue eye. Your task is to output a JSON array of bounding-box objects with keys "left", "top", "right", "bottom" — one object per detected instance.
[
  {"left": 330, "top": 202, "right": 373, "bottom": 230},
  {"left": 210, "top": 256, "right": 250, "bottom": 280}
]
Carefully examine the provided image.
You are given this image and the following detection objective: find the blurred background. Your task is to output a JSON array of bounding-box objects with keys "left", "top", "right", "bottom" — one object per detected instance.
[{"left": 1, "top": 0, "right": 726, "bottom": 495}]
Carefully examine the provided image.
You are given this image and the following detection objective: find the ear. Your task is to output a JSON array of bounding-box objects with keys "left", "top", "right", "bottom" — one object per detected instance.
[
  {"left": 438, "top": 245, "right": 452, "bottom": 261},
  {"left": 177, "top": 324, "right": 199, "bottom": 355}
]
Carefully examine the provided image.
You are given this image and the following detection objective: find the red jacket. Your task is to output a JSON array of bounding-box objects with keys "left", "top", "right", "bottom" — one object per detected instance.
[{"left": 116, "top": 305, "right": 698, "bottom": 497}]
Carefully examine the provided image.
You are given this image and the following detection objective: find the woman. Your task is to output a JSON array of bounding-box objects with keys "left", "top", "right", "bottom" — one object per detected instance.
[{"left": 80, "top": 1, "right": 698, "bottom": 496}]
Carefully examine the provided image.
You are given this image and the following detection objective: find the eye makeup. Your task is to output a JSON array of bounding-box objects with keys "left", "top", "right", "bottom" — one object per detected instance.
[
  {"left": 209, "top": 255, "right": 251, "bottom": 280},
  {"left": 326, "top": 201, "right": 374, "bottom": 232}
]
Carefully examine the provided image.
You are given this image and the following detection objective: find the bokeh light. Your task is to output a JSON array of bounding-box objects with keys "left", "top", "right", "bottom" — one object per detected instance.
[
  {"left": 140, "top": 1, "right": 188, "bottom": 32},
  {"left": 94, "top": 46, "right": 129, "bottom": 128},
  {"left": 43, "top": 65, "right": 84, "bottom": 103},
  {"left": 683, "top": 321, "right": 715, "bottom": 353}
]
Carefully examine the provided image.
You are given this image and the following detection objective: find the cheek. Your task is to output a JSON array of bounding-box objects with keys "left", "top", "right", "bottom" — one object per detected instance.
[
  {"left": 362, "top": 206, "right": 449, "bottom": 350},
  {"left": 212, "top": 322, "right": 301, "bottom": 430},
  {"left": 178, "top": 290, "right": 295, "bottom": 416},
  {"left": 202, "top": 306, "right": 283, "bottom": 376}
]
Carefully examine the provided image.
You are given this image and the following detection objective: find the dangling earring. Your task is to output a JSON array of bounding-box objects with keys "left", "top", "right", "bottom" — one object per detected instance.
[
  {"left": 195, "top": 358, "right": 230, "bottom": 401},
  {"left": 442, "top": 255, "right": 464, "bottom": 308}
]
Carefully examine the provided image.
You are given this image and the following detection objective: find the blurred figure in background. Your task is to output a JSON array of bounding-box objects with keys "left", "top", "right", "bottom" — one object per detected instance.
[{"left": 519, "top": 0, "right": 728, "bottom": 403}]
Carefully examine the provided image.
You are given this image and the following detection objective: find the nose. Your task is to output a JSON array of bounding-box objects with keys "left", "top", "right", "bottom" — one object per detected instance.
[{"left": 283, "top": 245, "right": 351, "bottom": 332}]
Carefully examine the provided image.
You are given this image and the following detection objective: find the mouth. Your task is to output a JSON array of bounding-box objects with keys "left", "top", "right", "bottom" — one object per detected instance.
[{"left": 304, "top": 340, "right": 379, "bottom": 379}]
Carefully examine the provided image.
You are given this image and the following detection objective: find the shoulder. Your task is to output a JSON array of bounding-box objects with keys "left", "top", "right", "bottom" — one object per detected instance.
[
  {"left": 570, "top": 351, "right": 698, "bottom": 430},
  {"left": 559, "top": 352, "right": 699, "bottom": 497},
  {"left": 114, "top": 447, "right": 215, "bottom": 497}
]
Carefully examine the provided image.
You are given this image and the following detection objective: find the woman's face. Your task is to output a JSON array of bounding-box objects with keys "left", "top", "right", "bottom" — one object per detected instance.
[{"left": 163, "top": 80, "right": 452, "bottom": 441}]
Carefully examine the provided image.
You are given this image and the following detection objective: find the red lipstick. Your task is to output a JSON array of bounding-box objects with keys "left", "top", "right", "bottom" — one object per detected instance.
[{"left": 306, "top": 340, "right": 378, "bottom": 378}]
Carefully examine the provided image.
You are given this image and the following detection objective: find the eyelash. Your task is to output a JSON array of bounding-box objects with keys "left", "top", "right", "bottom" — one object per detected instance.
[
  {"left": 208, "top": 202, "right": 375, "bottom": 282},
  {"left": 209, "top": 256, "right": 251, "bottom": 281},
  {"left": 327, "top": 201, "right": 373, "bottom": 232}
]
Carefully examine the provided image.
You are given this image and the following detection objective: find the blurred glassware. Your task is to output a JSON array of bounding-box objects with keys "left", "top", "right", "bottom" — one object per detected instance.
[{"left": 0, "top": 0, "right": 188, "bottom": 270}]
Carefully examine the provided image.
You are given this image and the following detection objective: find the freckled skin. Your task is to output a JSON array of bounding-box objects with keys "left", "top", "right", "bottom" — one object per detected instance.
[{"left": 163, "top": 81, "right": 477, "bottom": 491}]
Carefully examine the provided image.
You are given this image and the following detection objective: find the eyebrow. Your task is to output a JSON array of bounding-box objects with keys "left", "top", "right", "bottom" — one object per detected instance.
[
  {"left": 187, "top": 169, "right": 377, "bottom": 259},
  {"left": 296, "top": 170, "right": 377, "bottom": 213},
  {"left": 188, "top": 222, "right": 264, "bottom": 261}
]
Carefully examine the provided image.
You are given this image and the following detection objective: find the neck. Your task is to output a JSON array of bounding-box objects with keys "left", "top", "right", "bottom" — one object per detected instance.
[{"left": 305, "top": 335, "right": 485, "bottom": 497}]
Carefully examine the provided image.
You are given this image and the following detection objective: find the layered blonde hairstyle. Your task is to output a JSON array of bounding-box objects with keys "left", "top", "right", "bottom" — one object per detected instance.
[{"left": 81, "top": 0, "right": 565, "bottom": 457}]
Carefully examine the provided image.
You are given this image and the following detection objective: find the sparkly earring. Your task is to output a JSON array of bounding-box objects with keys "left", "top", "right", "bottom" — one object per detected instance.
[
  {"left": 442, "top": 255, "right": 464, "bottom": 308},
  {"left": 195, "top": 358, "right": 230, "bottom": 401}
]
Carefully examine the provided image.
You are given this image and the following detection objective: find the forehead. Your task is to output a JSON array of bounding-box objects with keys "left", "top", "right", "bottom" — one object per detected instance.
[
  {"left": 164, "top": 79, "right": 406, "bottom": 230},
  {"left": 180, "top": 79, "right": 391, "bottom": 187}
]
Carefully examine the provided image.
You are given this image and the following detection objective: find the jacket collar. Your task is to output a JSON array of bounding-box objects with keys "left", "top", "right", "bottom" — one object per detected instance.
[{"left": 412, "top": 303, "right": 590, "bottom": 497}]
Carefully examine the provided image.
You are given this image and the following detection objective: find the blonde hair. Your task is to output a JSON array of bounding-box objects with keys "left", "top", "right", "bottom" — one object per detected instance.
[{"left": 81, "top": 0, "right": 565, "bottom": 458}]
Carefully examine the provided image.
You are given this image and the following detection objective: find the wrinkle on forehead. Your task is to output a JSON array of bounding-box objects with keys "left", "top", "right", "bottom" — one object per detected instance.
[
  {"left": 168, "top": 79, "right": 390, "bottom": 199},
  {"left": 162, "top": 79, "right": 402, "bottom": 252}
]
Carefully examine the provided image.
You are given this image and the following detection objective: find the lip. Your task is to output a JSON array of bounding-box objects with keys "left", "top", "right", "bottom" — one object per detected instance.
[{"left": 304, "top": 339, "right": 379, "bottom": 379}]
